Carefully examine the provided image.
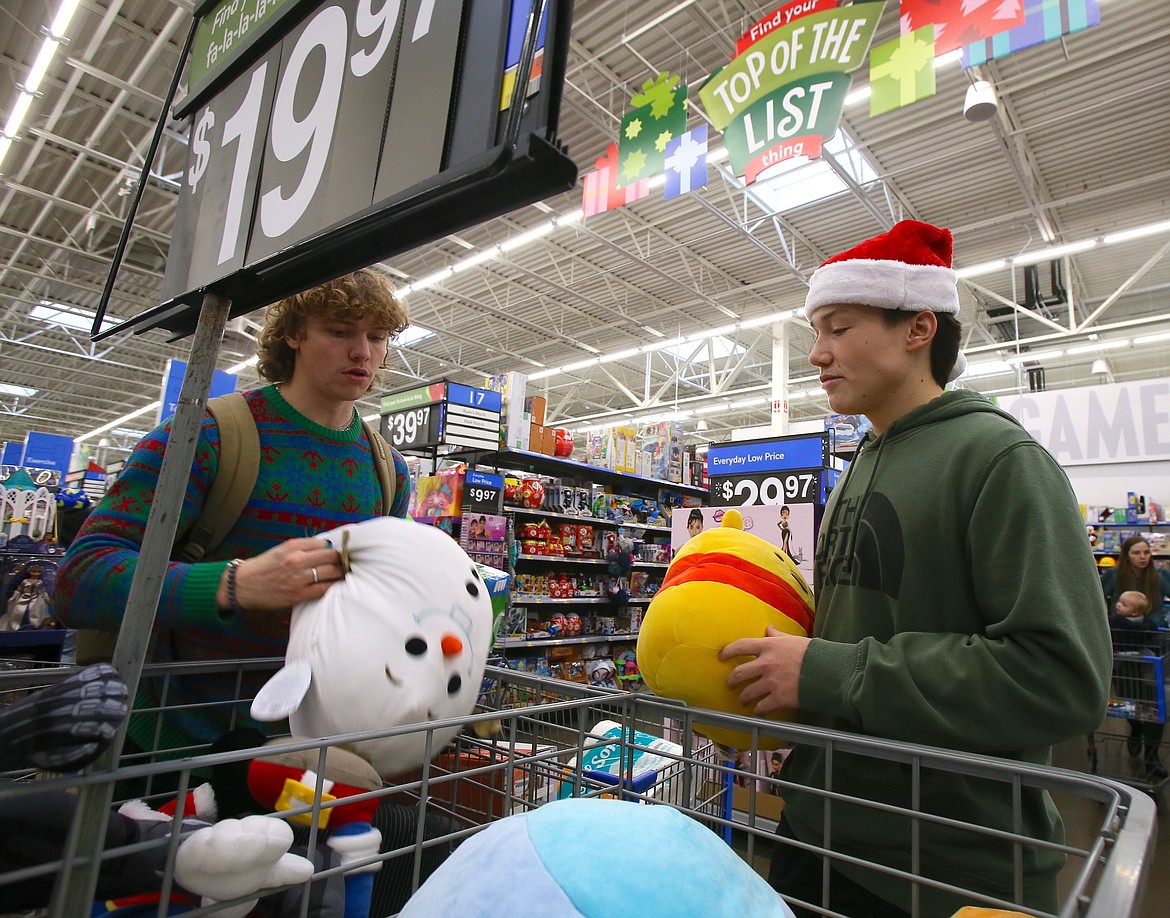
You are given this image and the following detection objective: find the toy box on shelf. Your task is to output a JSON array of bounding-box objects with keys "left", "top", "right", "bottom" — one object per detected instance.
[
  {"left": 1082, "top": 498, "right": 1170, "bottom": 564},
  {"left": 410, "top": 467, "right": 466, "bottom": 519}
]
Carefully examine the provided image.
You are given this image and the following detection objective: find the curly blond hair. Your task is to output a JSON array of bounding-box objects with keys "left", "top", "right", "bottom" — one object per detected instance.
[{"left": 256, "top": 268, "right": 408, "bottom": 384}]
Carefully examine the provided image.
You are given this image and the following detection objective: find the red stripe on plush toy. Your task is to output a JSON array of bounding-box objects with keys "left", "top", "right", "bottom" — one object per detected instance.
[{"left": 662, "top": 552, "right": 813, "bottom": 635}]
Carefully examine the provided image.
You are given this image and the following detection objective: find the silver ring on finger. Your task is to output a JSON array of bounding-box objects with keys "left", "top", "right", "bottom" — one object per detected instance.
[{"left": 311, "top": 567, "right": 319, "bottom": 584}]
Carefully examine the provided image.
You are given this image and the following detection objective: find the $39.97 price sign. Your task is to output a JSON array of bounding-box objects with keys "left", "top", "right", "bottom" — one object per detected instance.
[
  {"left": 710, "top": 470, "right": 819, "bottom": 507},
  {"left": 166, "top": 0, "right": 462, "bottom": 298},
  {"left": 382, "top": 402, "right": 441, "bottom": 451}
]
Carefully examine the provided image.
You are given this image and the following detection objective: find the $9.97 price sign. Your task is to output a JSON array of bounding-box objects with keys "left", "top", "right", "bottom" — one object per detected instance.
[
  {"left": 463, "top": 469, "right": 503, "bottom": 512},
  {"left": 710, "top": 470, "right": 819, "bottom": 507},
  {"left": 167, "top": 0, "right": 462, "bottom": 297}
]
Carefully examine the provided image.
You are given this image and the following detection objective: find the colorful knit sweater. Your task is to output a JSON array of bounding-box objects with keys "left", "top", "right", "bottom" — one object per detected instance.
[{"left": 52, "top": 385, "right": 412, "bottom": 754}]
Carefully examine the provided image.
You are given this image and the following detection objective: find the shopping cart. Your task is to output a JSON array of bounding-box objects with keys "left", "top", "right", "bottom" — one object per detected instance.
[
  {"left": 1087, "top": 631, "right": 1170, "bottom": 793},
  {"left": 0, "top": 658, "right": 1157, "bottom": 917}
]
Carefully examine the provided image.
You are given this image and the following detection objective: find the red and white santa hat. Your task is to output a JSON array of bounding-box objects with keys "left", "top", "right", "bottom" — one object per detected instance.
[
  {"left": 805, "top": 220, "right": 959, "bottom": 318},
  {"left": 805, "top": 219, "right": 966, "bottom": 379}
]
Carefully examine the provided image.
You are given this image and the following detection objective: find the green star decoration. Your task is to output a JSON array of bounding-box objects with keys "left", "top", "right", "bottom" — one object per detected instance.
[
  {"left": 617, "top": 71, "right": 687, "bottom": 188},
  {"left": 621, "top": 148, "right": 648, "bottom": 182},
  {"left": 632, "top": 72, "right": 681, "bottom": 120}
]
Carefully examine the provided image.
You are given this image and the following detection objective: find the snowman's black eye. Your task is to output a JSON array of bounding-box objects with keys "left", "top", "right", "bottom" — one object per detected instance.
[
  {"left": 465, "top": 580, "right": 480, "bottom": 598},
  {"left": 406, "top": 637, "right": 427, "bottom": 655},
  {"left": 470, "top": 567, "right": 481, "bottom": 580},
  {"left": 447, "top": 674, "right": 462, "bottom": 695}
]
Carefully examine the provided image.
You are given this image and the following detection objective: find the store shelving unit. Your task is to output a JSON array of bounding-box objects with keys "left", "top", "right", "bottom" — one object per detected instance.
[{"left": 456, "top": 448, "right": 702, "bottom": 674}]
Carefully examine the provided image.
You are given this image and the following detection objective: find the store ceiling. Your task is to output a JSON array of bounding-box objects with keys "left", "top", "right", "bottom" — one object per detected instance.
[{"left": 1, "top": 0, "right": 1168, "bottom": 460}]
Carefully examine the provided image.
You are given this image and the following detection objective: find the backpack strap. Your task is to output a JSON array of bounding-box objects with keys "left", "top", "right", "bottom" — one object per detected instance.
[
  {"left": 360, "top": 417, "right": 397, "bottom": 515},
  {"left": 177, "top": 393, "right": 260, "bottom": 563}
]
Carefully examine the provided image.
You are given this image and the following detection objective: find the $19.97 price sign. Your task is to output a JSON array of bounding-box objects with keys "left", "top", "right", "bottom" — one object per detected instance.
[
  {"left": 168, "top": 0, "right": 461, "bottom": 297},
  {"left": 709, "top": 470, "right": 820, "bottom": 507}
]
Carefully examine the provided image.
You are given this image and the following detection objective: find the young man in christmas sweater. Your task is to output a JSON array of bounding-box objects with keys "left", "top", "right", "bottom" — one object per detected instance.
[
  {"left": 53, "top": 268, "right": 413, "bottom": 755},
  {"left": 721, "top": 221, "right": 1111, "bottom": 917}
]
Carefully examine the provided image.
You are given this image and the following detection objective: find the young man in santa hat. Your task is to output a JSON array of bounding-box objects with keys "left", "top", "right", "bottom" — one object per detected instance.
[{"left": 721, "top": 220, "right": 1110, "bottom": 917}]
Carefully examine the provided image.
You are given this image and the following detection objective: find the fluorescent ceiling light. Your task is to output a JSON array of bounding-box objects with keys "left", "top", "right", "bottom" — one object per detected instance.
[
  {"left": 962, "top": 359, "right": 1013, "bottom": 378},
  {"left": 0, "top": 384, "right": 37, "bottom": 397},
  {"left": 1103, "top": 220, "right": 1170, "bottom": 245},
  {"left": 0, "top": 0, "right": 81, "bottom": 171},
  {"left": 50, "top": 0, "right": 82, "bottom": 37},
  {"left": 561, "top": 358, "right": 599, "bottom": 373},
  {"left": 449, "top": 247, "right": 499, "bottom": 274},
  {"left": 76, "top": 401, "right": 162, "bottom": 443},
  {"left": 30, "top": 301, "right": 118, "bottom": 333},
  {"left": 598, "top": 347, "right": 642, "bottom": 364},
  {"left": 226, "top": 354, "right": 259, "bottom": 373},
  {"left": 1005, "top": 349, "right": 1064, "bottom": 365},
  {"left": 955, "top": 259, "right": 1006, "bottom": 279},
  {"left": 1133, "top": 331, "right": 1170, "bottom": 345},
  {"left": 1013, "top": 239, "right": 1097, "bottom": 266},
  {"left": 694, "top": 402, "right": 729, "bottom": 415},
  {"left": 499, "top": 221, "right": 555, "bottom": 253},
  {"left": 1064, "top": 339, "right": 1130, "bottom": 356}
]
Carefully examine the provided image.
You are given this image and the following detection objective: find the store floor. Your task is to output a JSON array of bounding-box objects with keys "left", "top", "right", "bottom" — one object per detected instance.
[{"left": 732, "top": 722, "right": 1167, "bottom": 917}]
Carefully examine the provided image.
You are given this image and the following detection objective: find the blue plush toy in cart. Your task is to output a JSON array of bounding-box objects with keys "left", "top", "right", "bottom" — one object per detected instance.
[{"left": 399, "top": 796, "right": 795, "bottom": 917}]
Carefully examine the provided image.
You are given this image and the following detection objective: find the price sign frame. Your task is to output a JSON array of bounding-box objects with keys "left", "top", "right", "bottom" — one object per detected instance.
[
  {"left": 710, "top": 468, "right": 823, "bottom": 507},
  {"left": 379, "top": 378, "right": 501, "bottom": 455},
  {"left": 94, "top": 0, "right": 577, "bottom": 342},
  {"left": 463, "top": 469, "right": 504, "bottom": 513},
  {"left": 706, "top": 432, "right": 831, "bottom": 508}
]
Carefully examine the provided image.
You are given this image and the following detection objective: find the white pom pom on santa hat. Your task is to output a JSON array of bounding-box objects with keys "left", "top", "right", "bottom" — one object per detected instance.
[{"left": 804, "top": 220, "right": 960, "bottom": 321}]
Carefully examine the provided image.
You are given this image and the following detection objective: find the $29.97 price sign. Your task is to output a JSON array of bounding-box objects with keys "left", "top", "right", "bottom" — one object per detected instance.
[{"left": 710, "top": 470, "right": 820, "bottom": 507}]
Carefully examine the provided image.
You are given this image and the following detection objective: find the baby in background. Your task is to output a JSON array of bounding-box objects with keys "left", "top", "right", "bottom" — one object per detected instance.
[{"left": 1115, "top": 589, "right": 1151, "bottom": 623}]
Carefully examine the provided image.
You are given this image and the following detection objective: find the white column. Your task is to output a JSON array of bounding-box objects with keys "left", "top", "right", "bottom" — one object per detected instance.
[{"left": 771, "top": 319, "right": 789, "bottom": 434}]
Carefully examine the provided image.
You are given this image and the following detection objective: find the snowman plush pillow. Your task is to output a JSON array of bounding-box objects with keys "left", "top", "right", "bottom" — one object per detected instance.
[{"left": 252, "top": 516, "right": 494, "bottom": 777}]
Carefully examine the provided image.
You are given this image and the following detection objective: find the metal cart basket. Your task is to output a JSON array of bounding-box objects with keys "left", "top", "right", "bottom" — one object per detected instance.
[
  {"left": 1088, "top": 631, "right": 1170, "bottom": 793},
  {"left": 0, "top": 658, "right": 1157, "bottom": 918}
]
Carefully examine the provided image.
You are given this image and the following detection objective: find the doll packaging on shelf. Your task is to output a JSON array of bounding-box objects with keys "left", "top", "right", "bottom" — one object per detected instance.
[
  {"left": 636, "top": 509, "right": 815, "bottom": 748},
  {"left": 2, "top": 562, "right": 51, "bottom": 630}
]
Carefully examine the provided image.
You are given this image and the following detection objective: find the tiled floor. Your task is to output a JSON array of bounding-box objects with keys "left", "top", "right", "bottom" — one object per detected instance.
[{"left": 732, "top": 722, "right": 1166, "bottom": 917}]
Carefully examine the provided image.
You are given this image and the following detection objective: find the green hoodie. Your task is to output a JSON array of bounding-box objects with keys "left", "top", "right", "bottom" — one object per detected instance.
[{"left": 783, "top": 389, "right": 1111, "bottom": 914}]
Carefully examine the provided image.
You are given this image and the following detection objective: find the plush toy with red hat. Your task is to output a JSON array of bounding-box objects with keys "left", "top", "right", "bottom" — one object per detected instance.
[{"left": 804, "top": 219, "right": 966, "bottom": 380}]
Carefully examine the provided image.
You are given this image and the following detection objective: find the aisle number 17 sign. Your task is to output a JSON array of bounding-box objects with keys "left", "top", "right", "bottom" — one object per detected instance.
[{"left": 380, "top": 380, "right": 502, "bottom": 452}]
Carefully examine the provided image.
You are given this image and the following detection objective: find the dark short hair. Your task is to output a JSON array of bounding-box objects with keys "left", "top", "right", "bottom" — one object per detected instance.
[
  {"left": 879, "top": 310, "right": 961, "bottom": 387},
  {"left": 257, "top": 268, "right": 408, "bottom": 384}
]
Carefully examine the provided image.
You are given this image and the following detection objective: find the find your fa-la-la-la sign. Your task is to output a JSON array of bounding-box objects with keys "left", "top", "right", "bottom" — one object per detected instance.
[{"left": 698, "top": 0, "right": 882, "bottom": 184}]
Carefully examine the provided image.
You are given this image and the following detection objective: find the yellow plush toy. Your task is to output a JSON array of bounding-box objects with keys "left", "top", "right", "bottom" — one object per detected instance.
[{"left": 636, "top": 509, "right": 815, "bottom": 748}]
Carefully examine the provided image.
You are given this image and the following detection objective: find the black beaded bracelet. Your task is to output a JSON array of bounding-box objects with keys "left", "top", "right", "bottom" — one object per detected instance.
[{"left": 226, "top": 558, "right": 244, "bottom": 614}]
